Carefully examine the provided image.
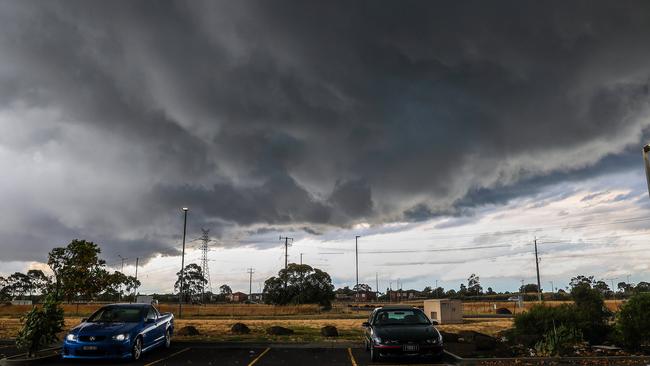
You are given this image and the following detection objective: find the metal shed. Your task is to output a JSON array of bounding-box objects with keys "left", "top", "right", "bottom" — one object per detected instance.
[{"left": 423, "top": 299, "right": 463, "bottom": 324}]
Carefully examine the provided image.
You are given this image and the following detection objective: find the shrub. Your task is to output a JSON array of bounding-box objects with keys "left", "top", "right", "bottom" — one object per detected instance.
[
  {"left": 571, "top": 284, "right": 612, "bottom": 344},
  {"left": 16, "top": 293, "right": 64, "bottom": 357},
  {"left": 534, "top": 324, "right": 583, "bottom": 356},
  {"left": 514, "top": 304, "right": 578, "bottom": 345},
  {"left": 616, "top": 292, "right": 650, "bottom": 350}
]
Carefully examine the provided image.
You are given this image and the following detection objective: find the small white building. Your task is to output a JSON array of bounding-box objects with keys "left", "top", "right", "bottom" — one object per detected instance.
[{"left": 423, "top": 299, "right": 463, "bottom": 324}]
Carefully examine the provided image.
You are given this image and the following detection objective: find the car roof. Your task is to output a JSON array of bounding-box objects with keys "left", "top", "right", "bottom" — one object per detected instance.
[
  {"left": 103, "top": 303, "right": 150, "bottom": 308},
  {"left": 374, "top": 305, "right": 421, "bottom": 311}
]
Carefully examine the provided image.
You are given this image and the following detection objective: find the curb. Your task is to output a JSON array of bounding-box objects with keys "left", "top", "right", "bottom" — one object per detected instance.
[
  {"left": 0, "top": 348, "right": 60, "bottom": 366},
  {"left": 173, "top": 340, "right": 364, "bottom": 349}
]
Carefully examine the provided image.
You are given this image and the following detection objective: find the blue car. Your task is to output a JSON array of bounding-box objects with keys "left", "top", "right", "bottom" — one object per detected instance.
[{"left": 62, "top": 303, "right": 174, "bottom": 361}]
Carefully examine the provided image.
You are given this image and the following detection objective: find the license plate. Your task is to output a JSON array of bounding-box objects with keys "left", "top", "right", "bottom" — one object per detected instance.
[
  {"left": 403, "top": 344, "right": 419, "bottom": 352},
  {"left": 82, "top": 346, "right": 98, "bottom": 351}
]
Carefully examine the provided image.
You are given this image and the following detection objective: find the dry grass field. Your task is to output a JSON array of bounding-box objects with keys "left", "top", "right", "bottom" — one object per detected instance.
[
  {"left": 0, "top": 303, "right": 322, "bottom": 318},
  {"left": 0, "top": 316, "right": 513, "bottom": 342}
]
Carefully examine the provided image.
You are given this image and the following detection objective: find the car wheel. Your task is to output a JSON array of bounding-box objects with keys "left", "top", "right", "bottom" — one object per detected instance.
[
  {"left": 164, "top": 329, "right": 171, "bottom": 349},
  {"left": 131, "top": 337, "right": 143, "bottom": 361},
  {"left": 370, "top": 343, "right": 379, "bottom": 362}
]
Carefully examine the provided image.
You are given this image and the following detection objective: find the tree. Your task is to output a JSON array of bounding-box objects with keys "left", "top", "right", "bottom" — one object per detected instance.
[
  {"left": 353, "top": 283, "right": 372, "bottom": 292},
  {"left": 467, "top": 274, "right": 482, "bottom": 296},
  {"left": 634, "top": 281, "right": 650, "bottom": 293},
  {"left": 219, "top": 284, "right": 232, "bottom": 295},
  {"left": 432, "top": 287, "right": 445, "bottom": 298},
  {"left": 174, "top": 264, "right": 207, "bottom": 303},
  {"left": 263, "top": 263, "right": 334, "bottom": 307},
  {"left": 26, "top": 270, "right": 51, "bottom": 298},
  {"left": 617, "top": 293, "right": 650, "bottom": 350},
  {"left": 571, "top": 283, "right": 611, "bottom": 343},
  {"left": 47, "top": 239, "right": 108, "bottom": 301},
  {"left": 486, "top": 287, "right": 496, "bottom": 295},
  {"left": 569, "top": 275, "right": 594, "bottom": 289},
  {"left": 520, "top": 283, "right": 539, "bottom": 293},
  {"left": 593, "top": 281, "right": 611, "bottom": 298}
]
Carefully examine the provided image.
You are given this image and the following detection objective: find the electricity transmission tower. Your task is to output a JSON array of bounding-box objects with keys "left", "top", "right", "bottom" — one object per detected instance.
[
  {"left": 200, "top": 228, "right": 212, "bottom": 303},
  {"left": 279, "top": 236, "right": 293, "bottom": 270}
]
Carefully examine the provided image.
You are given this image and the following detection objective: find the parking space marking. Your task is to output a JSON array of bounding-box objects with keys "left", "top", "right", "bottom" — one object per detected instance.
[
  {"left": 347, "top": 347, "right": 358, "bottom": 366},
  {"left": 247, "top": 347, "right": 271, "bottom": 366},
  {"left": 143, "top": 347, "right": 190, "bottom": 366}
]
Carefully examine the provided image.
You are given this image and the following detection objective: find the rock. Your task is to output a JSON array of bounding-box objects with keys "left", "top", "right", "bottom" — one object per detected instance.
[
  {"left": 495, "top": 307, "right": 512, "bottom": 315},
  {"left": 176, "top": 325, "right": 200, "bottom": 336},
  {"left": 439, "top": 331, "right": 459, "bottom": 343},
  {"left": 231, "top": 323, "right": 251, "bottom": 334},
  {"left": 266, "top": 326, "right": 294, "bottom": 336},
  {"left": 320, "top": 326, "right": 339, "bottom": 337}
]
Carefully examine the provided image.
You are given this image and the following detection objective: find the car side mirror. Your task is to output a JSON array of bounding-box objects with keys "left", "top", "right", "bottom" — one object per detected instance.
[
  {"left": 81, "top": 318, "right": 87, "bottom": 323},
  {"left": 362, "top": 322, "right": 370, "bottom": 327},
  {"left": 145, "top": 318, "right": 155, "bottom": 324},
  {"left": 431, "top": 320, "right": 439, "bottom": 325}
]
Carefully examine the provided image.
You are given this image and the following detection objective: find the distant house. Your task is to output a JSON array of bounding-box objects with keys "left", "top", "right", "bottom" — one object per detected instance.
[
  {"left": 335, "top": 293, "right": 353, "bottom": 301},
  {"left": 388, "top": 289, "right": 421, "bottom": 302},
  {"left": 353, "top": 291, "right": 377, "bottom": 302},
  {"left": 250, "top": 293, "right": 264, "bottom": 303},
  {"left": 227, "top": 292, "right": 249, "bottom": 303}
]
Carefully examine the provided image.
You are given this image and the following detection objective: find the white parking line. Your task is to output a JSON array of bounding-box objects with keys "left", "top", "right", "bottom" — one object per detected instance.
[
  {"left": 143, "top": 347, "right": 190, "bottom": 366},
  {"left": 247, "top": 347, "right": 271, "bottom": 366}
]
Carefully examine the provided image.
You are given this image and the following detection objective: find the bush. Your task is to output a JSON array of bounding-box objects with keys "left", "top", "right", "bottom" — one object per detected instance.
[
  {"left": 616, "top": 293, "right": 650, "bottom": 350},
  {"left": 534, "top": 325, "right": 583, "bottom": 356},
  {"left": 571, "top": 284, "right": 612, "bottom": 344},
  {"left": 514, "top": 304, "right": 578, "bottom": 345},
  {"left": 16, "top": 293, "right": 64, "bottom": 357}
]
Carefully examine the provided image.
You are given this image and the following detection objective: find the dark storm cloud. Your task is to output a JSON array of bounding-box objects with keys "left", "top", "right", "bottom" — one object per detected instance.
[{"left": 2, "top": 0, "right": 650, "bottom": 262}]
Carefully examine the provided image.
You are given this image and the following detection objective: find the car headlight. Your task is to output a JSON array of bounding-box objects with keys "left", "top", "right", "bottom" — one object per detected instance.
[
  {"left": 66, "top": 334, "right": 77, "bottom": 342},
  {"left": 371, "top": 333, "right": 382, "bottom": 344},
  {"left": 112, "top": 333, "right": 129, "bottom": 341}
]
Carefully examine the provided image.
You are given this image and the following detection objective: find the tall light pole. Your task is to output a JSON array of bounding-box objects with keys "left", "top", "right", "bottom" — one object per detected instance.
[
  {"left": 355, "top": 235, "right": 361, "bottom": 301},
  {"left": 534, "top": 238, "right": 542, "bottom": 302},
  {"left": 178, "top": 207, "right": 188, "bottom": 318},
  {"left": 643, "top": 145, "right": 650, "bottom": 197}
]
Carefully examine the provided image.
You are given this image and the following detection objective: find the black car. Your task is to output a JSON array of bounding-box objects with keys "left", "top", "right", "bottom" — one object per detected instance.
[{"left": 363, "top": 306, "right": 444, "bottom": 362}]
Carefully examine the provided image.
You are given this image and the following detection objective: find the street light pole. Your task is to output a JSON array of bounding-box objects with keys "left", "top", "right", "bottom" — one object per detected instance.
[{"left": 179, "top": 207, "right": 188, "bottom": 318}]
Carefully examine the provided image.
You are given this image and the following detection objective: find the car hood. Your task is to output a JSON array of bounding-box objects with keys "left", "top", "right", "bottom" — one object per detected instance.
[
  {"left": 374, "top": 325, "right": 438, "bottom": 342},
  {"left": 75, "top": 322, "right": 140, "bottom": 336}
]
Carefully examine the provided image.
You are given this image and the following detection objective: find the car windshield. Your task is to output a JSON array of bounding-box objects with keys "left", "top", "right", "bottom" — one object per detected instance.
[
  {"left": 87, "top": 307, "right": 143, "bottom": 323},
  {"left": 374, "top": 310, "right": 431, "bottom": 325}
]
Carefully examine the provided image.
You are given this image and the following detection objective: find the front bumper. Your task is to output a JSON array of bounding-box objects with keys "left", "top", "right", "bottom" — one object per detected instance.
[
  {"left": 374, "top": 343, "right": 444, "bottom": 358},
  {"left": 62, "top": 339, "right": 132, "bottom": 359}
]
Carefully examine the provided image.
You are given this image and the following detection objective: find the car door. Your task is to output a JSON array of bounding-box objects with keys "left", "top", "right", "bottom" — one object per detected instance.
[{"left": 143, "top": 307, "right": 160, "bottom": 347}]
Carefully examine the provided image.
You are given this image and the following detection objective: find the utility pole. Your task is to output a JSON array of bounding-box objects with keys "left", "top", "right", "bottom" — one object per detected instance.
[
  {"left": 375, "top": 272, "right": 379, "bottom": 302},
  {"left": 300, "top": 253, "right": 304, "bottom": 265},
  {"left": 133, "top": 257, "right": 139, "bottom": 302},
  {"left": 355, "top": 235, "right": 361, "bottom": 301},
  {"left": 118, "top": 255, "right": 128, "bottom": 301},
  {"left": 279, "top": 236, "right": 293, "bottom": 271},
  {"left": 534, "top": 238, "right": 542, "bottom": 302},
  {"left": 435, "top": 279, "right": 438, "bottom": 289},
  {"left": 247, "top": 268, "right": 255, "bottom": 300},
  {"left": 179, "top": 207, "right": 188, "bottom": 318}
]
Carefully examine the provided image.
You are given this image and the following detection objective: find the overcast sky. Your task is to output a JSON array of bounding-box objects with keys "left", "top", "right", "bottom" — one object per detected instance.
[{"left": 2, "top": 1, "right": 650, "bottom": 294}]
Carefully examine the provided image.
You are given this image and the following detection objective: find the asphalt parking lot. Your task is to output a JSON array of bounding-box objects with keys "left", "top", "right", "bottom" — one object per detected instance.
[{"left": 2, "top": 343, "right": 455, "bottom": 366}]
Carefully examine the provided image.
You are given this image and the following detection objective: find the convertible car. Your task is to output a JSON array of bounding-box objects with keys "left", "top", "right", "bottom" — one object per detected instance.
[
  {"left": 62, "top": 303, "right": 174, "bottom": 361},
  {"left": 363, "top": 306, "right": 444, "bottom": 362}
]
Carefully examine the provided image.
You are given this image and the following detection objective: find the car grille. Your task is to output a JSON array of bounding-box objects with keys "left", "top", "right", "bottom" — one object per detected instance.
[{"left": 79, "top": 335, "right": 107, "bottom": 342}]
